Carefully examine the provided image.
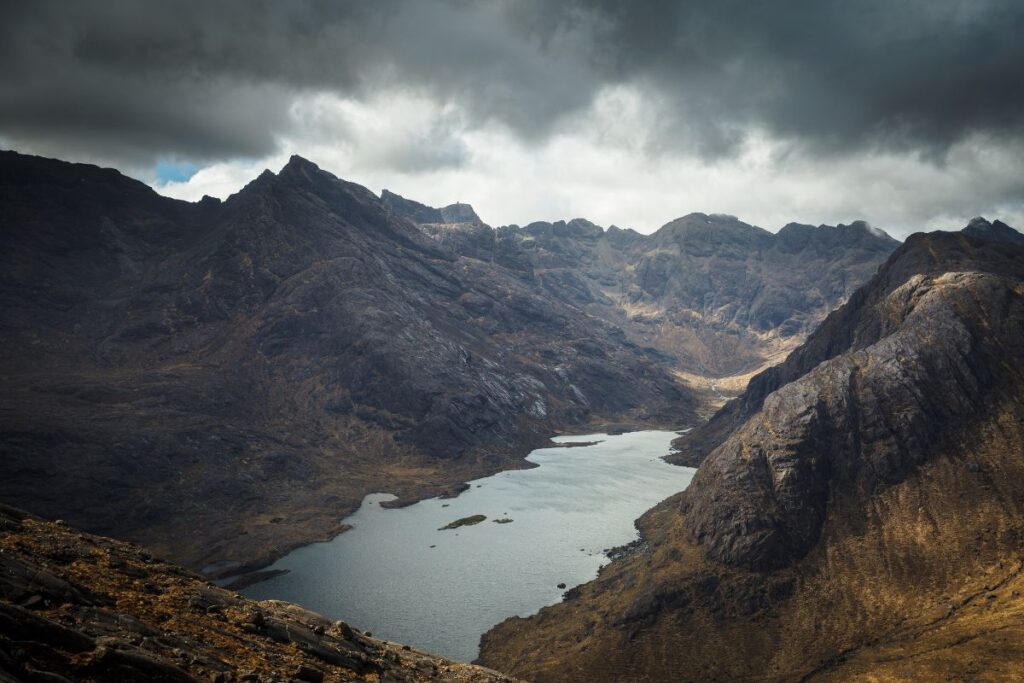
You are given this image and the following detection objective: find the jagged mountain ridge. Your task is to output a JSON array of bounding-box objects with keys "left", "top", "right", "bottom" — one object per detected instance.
[
  {"left": 385, "top": 193, "right": 899, "bottom": 379},
  {"left": 0, "top": 505, "right": 518, "bottom": 683},
  {"left": 962, "top": 215, "right": 1024, "bottom": 244},
  {"left": 478, "top": 229, "right": 1024, "bottom": 681},
  {"left": 0, "top": 151, "right": 694, "bottom": 576}
]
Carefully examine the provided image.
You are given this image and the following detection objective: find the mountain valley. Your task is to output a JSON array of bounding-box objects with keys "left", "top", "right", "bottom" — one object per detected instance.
[
  {"left": 4, "top": 4, "right": 1023, "bottom": 681},
  {"left": 3, "top": 151, "right": 1023, "bottom": 683},
  {"left": 0, "top": 152, "right": 893, "bottom": 578},
  {"left": 478, "top": 228, "right": 1024, "bottom": 681}
]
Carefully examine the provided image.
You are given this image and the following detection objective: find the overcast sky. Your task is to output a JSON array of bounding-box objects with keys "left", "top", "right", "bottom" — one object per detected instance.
[{"left": 2, "top": 0, "right": 1023, "bottom": 237}]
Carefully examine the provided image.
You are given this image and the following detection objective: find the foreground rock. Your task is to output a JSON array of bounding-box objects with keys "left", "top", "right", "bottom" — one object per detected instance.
[
  {"left": 479, "top": 230, "right": 1024, "bottom": 681},
  {"left": 0, "top": 505, "right": 517, "bottom": 683}
]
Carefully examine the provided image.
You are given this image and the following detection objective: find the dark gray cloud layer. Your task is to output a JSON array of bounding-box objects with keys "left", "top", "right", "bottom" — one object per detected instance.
[
  {"left": 565, "top": 0, "right": 1024, "bottom": 155},
  {"left": 1, "top": 0, "right": 1022, "bottom": 166}
]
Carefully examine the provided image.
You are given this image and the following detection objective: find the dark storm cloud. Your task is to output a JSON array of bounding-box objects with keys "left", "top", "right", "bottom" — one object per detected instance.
[
  {"left": 0, "top": 1, "right": 375, "bottom": 163},
  {"left": 561, "top": 0, "right": 1024, "bottom": 155},
  {"left": 1, "top": 0, "right": 1022, "bottom": 166}
]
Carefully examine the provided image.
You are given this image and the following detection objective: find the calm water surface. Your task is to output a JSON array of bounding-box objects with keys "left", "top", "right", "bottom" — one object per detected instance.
[{"left": 243, "top": 430, "right": 696, "bottom": 662}]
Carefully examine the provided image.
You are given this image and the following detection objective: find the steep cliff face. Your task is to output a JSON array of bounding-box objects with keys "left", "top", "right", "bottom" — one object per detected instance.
[
  {"left": 0, "top": 505, "right": 517, "bottom": 683},
  {"left": 0, "top": 151, "right": 694, "bottom": 575},
  {"left": 479, "top": 232, "right": 1024, "bottom": 682},
  {"left": 682, "top": 233, "right": 1024, "bottom": 571}
]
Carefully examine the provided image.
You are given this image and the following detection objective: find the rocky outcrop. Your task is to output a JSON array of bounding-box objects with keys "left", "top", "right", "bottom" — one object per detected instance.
[
  {"left": 0, "top": 151, "right": 694, "bottom": 576},
  {"left": 0, "top": 505, "right": 517, "bottom": 682},
  {"left": 382, "top": 189, "right": 494, "bottom": 262},
  {"left": 478, "top": 231, "right": 1024, "bottom": 681},
  {"left": 382, "top": 189, "right": 481, "bottom": 226}
]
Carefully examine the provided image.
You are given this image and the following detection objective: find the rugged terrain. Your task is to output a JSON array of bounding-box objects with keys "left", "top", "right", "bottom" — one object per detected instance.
[
  {"left": 0, "top": 151, "right": 695, "bottom": 575},
  {"left": 384, "top": 195, "right": 897, "bottom": 383},
  {"left": 478, "top": 228, "right": 1024, "bottom": 681},
  {"left": 0, "top": 504, "right": 517, "bottom": 683}
]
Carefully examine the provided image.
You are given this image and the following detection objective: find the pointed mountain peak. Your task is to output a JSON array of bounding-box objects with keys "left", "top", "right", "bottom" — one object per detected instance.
[
  {"left": 258, "top": 155, "right": 359, "bottom": 197},
  {"left": 227, "top": 155, "right": 384, "bottom": 215},
  {"left": 962, "top": 216, "right": 1024, "bottom": 244},
  {"left": 282, "top": 154, "right": 321, "bottom": 173},
  {"left": 277, "top": 155, "right": 332, "bottom": 185},
  {"left": 227, "top": 167, "right": 277, "bottom": 198}
]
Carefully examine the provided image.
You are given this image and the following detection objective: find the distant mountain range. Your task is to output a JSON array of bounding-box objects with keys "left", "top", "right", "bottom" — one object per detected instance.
[
  {"left": 385, "top": 190, "right": 899, "bottom": 380},
  {"left": 479, "top": 222, "right": 1024, "bottom": 681}
]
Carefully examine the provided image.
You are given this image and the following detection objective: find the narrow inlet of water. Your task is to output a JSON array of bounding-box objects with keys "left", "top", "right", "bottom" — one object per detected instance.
[{"left": 243, "top": 430, "right": 696, "bottom": 662}]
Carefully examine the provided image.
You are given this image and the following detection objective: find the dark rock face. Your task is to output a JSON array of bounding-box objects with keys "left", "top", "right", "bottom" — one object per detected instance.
[
  {"left": 382, "top": 188, "right": 494, "bottom": 261},
  {"left": 627, "top": 215, "right": 898, "bottom": 374},
  {"left": 0, "top": 506, "right": 515, "bottom": 683},
  {"left": 0, "top": 151, "right": 693, "bottom": 572},
  {"left": 382, "top": 188, "right": 481, "bottom": 225},
  {"left": 684, "top": 233, "right": 1024, "bottom": 569}
]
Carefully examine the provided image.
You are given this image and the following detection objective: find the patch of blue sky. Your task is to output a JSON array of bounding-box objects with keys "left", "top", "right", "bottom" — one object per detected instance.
[{"left": 154, "top": 158, "right": 199, "bottom": 184}]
